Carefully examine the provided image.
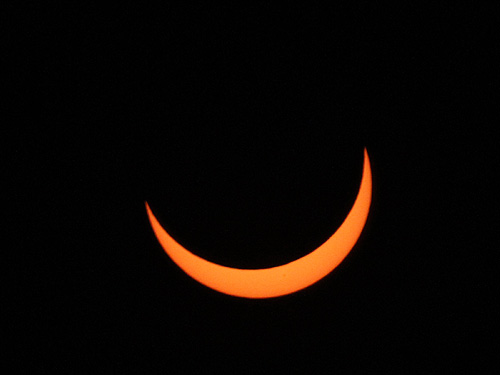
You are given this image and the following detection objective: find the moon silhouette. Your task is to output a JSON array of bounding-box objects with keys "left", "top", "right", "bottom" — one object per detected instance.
[{"left": 146, "top": 148, "right": 372, "bottom": 299}]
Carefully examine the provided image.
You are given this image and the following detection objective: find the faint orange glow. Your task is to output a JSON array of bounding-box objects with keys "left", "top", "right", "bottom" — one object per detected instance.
[{"left": 146, "top": 148, "right": 372, "bottom": 299}]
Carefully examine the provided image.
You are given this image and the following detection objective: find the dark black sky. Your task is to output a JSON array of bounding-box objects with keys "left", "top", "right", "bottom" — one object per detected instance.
[{"left": 6, "top": 3, "right": 497, "bottom": 372}]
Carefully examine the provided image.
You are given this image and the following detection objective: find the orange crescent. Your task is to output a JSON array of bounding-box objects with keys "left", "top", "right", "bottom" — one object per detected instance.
[{"left": 146, "top": 148, "right": 372, "bottom": 299}]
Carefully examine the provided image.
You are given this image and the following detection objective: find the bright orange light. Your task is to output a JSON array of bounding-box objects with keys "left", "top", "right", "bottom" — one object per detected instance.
[{"left": 146, "top": 148, "right": 372, "bottom": 299}]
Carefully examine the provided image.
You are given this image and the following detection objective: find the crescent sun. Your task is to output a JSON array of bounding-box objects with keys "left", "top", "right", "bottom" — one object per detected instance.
[{"left": 146, "top": 148, "right": 372, "bottom": 299}]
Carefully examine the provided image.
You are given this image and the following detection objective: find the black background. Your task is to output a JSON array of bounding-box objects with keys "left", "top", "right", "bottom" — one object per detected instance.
[{"left": 6, "top": 3, "right": 497, "bottom": 372}]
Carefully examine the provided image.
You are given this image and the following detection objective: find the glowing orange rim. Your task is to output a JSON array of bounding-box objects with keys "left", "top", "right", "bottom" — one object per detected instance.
[{"left": 146, "top": 148, "right": 372, "bottom": 299}]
